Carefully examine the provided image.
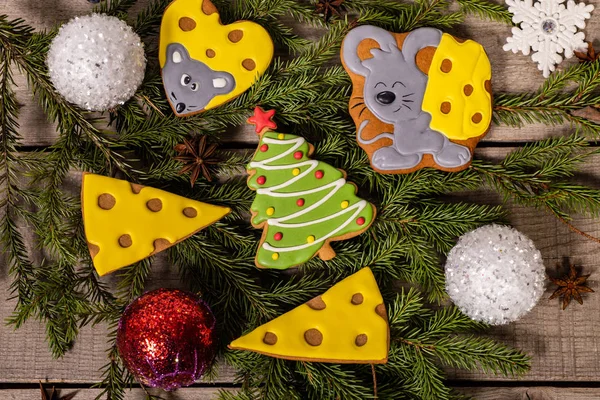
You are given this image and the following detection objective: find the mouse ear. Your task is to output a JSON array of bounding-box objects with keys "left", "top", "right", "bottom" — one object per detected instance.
[
  {"left": 212, "top": 71, "right": 235, "bottom": 95},
  {"left": 167, "top": 43, "right": 190, "bottom": 64}
]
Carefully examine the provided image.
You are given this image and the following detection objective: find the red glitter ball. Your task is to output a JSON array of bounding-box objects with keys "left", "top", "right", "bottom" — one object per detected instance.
[
  {"left": 293, "top": 151, "right": 303, "bottom": 159},
  {"left": 296, "top": 198, "right": 305, "bottom": 207},
  {"left": 274, "top": 232, "right": 283, "bottom": 241},
  {"left": 356, "top": 217, "right": 366, "bottom": 225},
  {"left": 315, "top": 170, "right": 324, "bottom": 179},
  {"left": 116, "top": 289, "right": 216, "bottom": 391},
  {"left": 260, "top": 144, "right": 269, "bottom": 152},
  {"left": 257, "top": 176, "right": 266, "bottom": 185}
]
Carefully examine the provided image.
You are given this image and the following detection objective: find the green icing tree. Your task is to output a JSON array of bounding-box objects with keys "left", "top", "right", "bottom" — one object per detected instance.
[{"left": 247, "top": 108, "right": 375, "bottom": 269}]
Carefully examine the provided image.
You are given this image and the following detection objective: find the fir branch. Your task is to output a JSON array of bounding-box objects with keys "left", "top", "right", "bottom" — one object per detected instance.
[
  {"left": 94, "top": 0, "right": 139, "bottom": 17},
  {"left": 456, "top": 0, "right": 513, "bottom": 24}
]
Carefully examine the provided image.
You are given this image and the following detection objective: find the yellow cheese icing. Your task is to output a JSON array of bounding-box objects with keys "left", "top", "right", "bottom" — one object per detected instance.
[
  {"left": 229, "top": 267, "right": 389, "bottom": 363},
  {"left": 81, "top": 173, "right": 230, "bottom": 276},
  {"left": 159, "top": 0, "right": 274, "bottom": 110},
  {"left": 422, "top": 33, "right": 492, "bottom": 141}
]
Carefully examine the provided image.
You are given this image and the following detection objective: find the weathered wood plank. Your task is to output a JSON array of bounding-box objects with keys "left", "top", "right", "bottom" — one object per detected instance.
[
  {"left": 2, "top": 0, "right": 592, "bottom": 146},
  {"left": 1, "top": 147, "right": 600, "bottom": 384},
  {"left": 0, "top": 388, "right": 236, "bottom": 400},
  {"left": 455, "top": 386, "right": 600, "bottom": 399}
]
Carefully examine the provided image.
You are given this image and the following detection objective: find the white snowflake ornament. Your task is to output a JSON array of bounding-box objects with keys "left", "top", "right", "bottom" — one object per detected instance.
[{"left": 503, "top": 0, "right": 594, "bottom": 77}]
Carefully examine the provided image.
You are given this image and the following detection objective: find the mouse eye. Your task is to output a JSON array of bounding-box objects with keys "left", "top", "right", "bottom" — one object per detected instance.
[
  {"left": 190, "top": 82, "right": 199, "bottom": 91},
  {"left": 180, "top": 74, "right": 191, "bottom": 86}
]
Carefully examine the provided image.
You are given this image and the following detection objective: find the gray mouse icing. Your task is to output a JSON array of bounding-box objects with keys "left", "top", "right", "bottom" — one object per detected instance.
[
  {"left": 162, "top": 43, "right": 236, "bottom": 116},
  {"left": 342, "top": 25, "right": 471, "bottom": 170}
]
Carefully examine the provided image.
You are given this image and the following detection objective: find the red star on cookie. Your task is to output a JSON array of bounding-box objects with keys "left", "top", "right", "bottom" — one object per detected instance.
[{"left": 248, "top": 107, "right": 277, "bottom": 134}]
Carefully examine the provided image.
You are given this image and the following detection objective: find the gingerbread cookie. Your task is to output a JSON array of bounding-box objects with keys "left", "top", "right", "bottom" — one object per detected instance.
[
  {"left": 229, "top": 267, "right": 389, "bottom": 363},
  {"left": 159, "top": 0, "right": 274, "bottom": 116},
  {"left": 246, "top": 107, "right": 376, "bottom": 270},
  {"left": 341, "top": 26, "right": 492, "bottom": 174},
  {"left": 81, "top": 173, "right": 230, "bottom": 276}
]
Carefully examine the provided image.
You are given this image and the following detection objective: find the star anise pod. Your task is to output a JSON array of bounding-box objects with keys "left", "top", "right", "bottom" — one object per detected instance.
[
  {"left": 549, "top": 261, "right": 594, "bottom": 310},
  {"left": 574, "top": 42, "right": 600, "bottom": 63},
  {"left": 40, "top": 382, "right": 78, "bottom": 400},
  {"left": 174, "top": 136, "right": 219, "bottom": 186},
  {"left": 315, "top": 0, "right": 345, "bottom": 22}
]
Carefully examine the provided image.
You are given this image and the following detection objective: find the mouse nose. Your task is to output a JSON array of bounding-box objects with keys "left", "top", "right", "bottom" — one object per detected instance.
[
  {"left": 376, "top": 91, "right": 396, "bottom": 105},
  {"left": 176, "top": 103, "right": 186, "bottom": 113}
]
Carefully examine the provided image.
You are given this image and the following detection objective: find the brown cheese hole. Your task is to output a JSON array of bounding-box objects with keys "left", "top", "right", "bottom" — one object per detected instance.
[
  {"left": 304, "top": 328, "right": 323, "bottom": 346},
  {"left": 153, "top": 238, "right": 171, "bottom": 254},
  {"left": 440, "top": 102, "right": 451, "bottom": 114},
  {"left": 98, "top": 193, "right": 116, "bottom": 210},
  {"left": 130, "top": 183, "right": 144, "bottom": 194},
  {"left": 463, "top": 84, "right": 474, "bottom": 96},
  {"left": 206, "top": 49, "right": 216, "bottom": 58},
  {"left": 472, "top": 112, "right": 483, "bottom": 124},
  {"left": 440, "top": 59, "right": 452, "bottom": 73},
  {"left": 179, "top": 17, "right": 196, "bottom": 32},
  {"left": 242, "top": 59, "right": 256, "bottom": 71},
  {"left": 183, "top": 207, "right": 198, "bottom": 218},
  {"left": 355, "top": 334, "right": 368, "bottom": 347},
  {"left": 375, "top": 303, "right": 388, "bottom": 320},
  {"left": 485, "top": 79, "right": 492, "bottom": 94},
  {"left": 228, "top": 30, "right": 244, "bottom": 43},
  {"left": 263, "top": 332, "right": 278, "bottom": 345},
  {"left": 351, "top": 293, "right": 364, "bottom": 305},
  {"left": 146, "top": 198, "right": 163, "bottom": 212},
  {"left": 118, "top": 234, "right": 132, "bottom": 248},
  {"left": 88, "top": 243, "right": 100, "bottom": 258},
  {"left": 201, "top": 0, "right": 218, "bottom": 15},
  {"left": 307, "top": 296, "right": 326, "bottom": 310}
]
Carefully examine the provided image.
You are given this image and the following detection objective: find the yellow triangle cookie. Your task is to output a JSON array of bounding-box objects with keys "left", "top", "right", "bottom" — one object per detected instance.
[
  {"left": 81, "top": 173, "right": 230, "bottom": 276},
  {"left": 229, "top": 267, "right": 389, "bottom": 363}
]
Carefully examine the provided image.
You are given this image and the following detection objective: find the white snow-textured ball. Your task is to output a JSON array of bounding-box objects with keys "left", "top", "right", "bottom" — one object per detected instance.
[
  {"left": 47, "top": 14, "right": 146, "bottom": 111},
  {"left": 444, "top": 224, "right": 546, "bottom": 325}
]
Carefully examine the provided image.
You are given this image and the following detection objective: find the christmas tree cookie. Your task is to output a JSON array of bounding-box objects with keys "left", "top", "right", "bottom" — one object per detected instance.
[
  {"left": 229, "top": 267, "right": 389, "bottom": 363},
  {"left": 81, "top": 173, "right": 230, "bottom": 276},
  {"left": 246, "top": 107, "right": 376, "bottom": 270}
]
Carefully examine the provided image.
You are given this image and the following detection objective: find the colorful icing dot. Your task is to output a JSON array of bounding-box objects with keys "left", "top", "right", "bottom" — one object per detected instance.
[
  {"left": 341, "top": 200, "right": 349, "bottom": 209},
  {"left": 257, "top": 176, "right": 266, "bottom": 185},
  {"left": 274, "top": 232, "right": 283, "bottom": 241},
  {"left": 266, "top": 207, "right": 275, "bottom": 216},
  {"left": 277, "top": 133, "right": 285, "bottom": 140},
  {"left": 272, "top": 253, "right": 279, "bottom": 260},
  {"left": 307, "top": 235, "right": 315, "bottom": 243},
  {"left": 296, "top": 198, "right": 305, "bottom": 207},
  {"left": 356, "top": 217, "right": 366, "bottom": 226},
  {"left": 260, "top": 144, "right": 269, "bottom": 152},
  {"left": 315, "top": 170, "right": 324, "bottom": 179},
  {"left": 293, "top": 151, "right": 303, "bottom": 159},
  {"left": 292, "top": 168, "right": 300, "bottom": 176}
]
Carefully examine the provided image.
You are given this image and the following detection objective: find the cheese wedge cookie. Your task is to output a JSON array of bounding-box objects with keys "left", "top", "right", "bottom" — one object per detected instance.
[
  {"left": 81, "top": 173, "right": 230, "bottom": 276},
  {"left": 229, "top": 267, "right": 389, "bottom": 363}
]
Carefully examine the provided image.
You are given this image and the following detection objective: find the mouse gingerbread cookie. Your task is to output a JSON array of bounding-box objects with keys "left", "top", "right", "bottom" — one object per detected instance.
[
  {"left": 81, "top": 173, "right": 230, "bottom": 276},
  {"left": 341, "top": 25, "right": 492, "bottom": 174},
  {"left": 159, "top": 0, "right": 274, "bottom": 116},
  {"left": 246, "top": 107, "right": 376, "bottom": 270},
  {"left": 229, "top": 267, "right": 389, "bottom": 364}
]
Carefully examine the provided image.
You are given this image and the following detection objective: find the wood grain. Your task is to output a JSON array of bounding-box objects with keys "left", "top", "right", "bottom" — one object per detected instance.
[
  {"left": 3, "top": 0, "right": 600, "bottom": 393},
  {"left": 0, "top": 388, "right": 236, "bottom": 400},
  {"left": 455, "top": 386, "right": 600, "bottom": 399}
]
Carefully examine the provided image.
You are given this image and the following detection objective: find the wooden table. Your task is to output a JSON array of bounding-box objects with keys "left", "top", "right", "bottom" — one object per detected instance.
[{"left": 2, "top": 0, "right": 600, "bottom": 399}]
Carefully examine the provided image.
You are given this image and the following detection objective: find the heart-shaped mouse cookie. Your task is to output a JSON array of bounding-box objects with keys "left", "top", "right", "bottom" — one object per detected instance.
[{"left": 159, "top": 0, "right": 274, "bottom": 116}]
